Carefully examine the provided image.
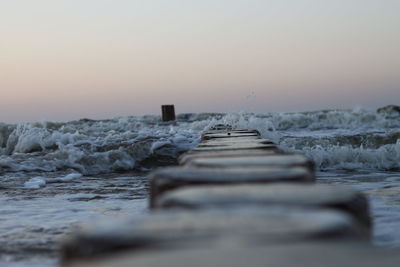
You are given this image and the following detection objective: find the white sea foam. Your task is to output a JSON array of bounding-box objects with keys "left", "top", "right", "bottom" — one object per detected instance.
[
  {"left": 24, "top": 173, "right": 83, "bottom": 189},
  {"left": 47, "top": 173, "right": 82, "bottom": 183},
  {"left": 0, "top": 108, "right": 399, "bottom": 175},
  {"left": 284, "top": 141, "right": 400, "bottom": 171},
  {"left": 24, "top": 177, "right": 47, "bottom": 189}
]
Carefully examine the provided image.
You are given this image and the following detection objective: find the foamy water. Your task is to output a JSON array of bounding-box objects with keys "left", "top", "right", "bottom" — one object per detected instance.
[
  {"left": 1, "top": 107, "right": 399, "bottom": 266},
  {"left": 1, "top": 108, "right": 399, "bottom": 176}
]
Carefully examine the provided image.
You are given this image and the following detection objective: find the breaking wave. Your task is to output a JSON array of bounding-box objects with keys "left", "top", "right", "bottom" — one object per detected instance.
[
  {"left": 0, "top": 117, "right": 204, "bottom": 175},
  {"left": 0, "top": 106, "right": 399, "bottom": 175}
]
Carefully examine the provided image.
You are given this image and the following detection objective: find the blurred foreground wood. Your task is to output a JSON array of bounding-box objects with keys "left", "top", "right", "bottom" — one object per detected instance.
[
  {"left": 68, "top": 242, "right": 400, "bottom": 267},
  {"left": 62, "top": 124, "right": 399, "bottom": 267}
]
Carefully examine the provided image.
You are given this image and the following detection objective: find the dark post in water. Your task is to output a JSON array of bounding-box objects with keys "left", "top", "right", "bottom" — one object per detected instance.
[{"left": 162, "top": 105, "right": 176, "bottom": 121}]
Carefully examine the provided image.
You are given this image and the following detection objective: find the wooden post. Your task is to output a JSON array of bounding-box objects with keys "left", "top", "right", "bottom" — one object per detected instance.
[{"left": 161, "top": 105, "right": 176, "bottom": 122}]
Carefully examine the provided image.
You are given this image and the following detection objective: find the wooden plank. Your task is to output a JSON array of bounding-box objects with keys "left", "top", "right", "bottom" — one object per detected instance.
[
  {"left": 64, "top": 242, "right": 400, "bottom": 267},
  {"left": 202, "top": 129, "right": 260, "bottom": 135},
  {"left": 201, "top": 130, "right": 261, "bottom": 141},
  {"left": 192, "top": 143, "right": 278, "bottom": 151},
  {"left": 202, "top": 132, "right": 260, "bottom": 140},
  {"left": 149, "top": 166, "right": 314, "bottom": 207},
  {"left": 198, "top": 140, "right": 275, "bottom": 148},
  {"left": 62, "top": 208, "right": 368, "bottom": 262},
  {"left": 201, "top": 136, "right": 263, "bottom": 144},
  {"left": 186, "top": 154, "right": 314, "bottom": 171},
  {"left": 179, "top": 149, "right": 282, "bottom": 165},
  {"left": 154, "top": 183, "right": 371, "bottom": 228}
]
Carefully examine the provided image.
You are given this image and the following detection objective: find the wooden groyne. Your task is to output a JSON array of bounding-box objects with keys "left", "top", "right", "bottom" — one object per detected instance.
[{"left": 62, "top": 125, "right": 400, "bottom": 267}]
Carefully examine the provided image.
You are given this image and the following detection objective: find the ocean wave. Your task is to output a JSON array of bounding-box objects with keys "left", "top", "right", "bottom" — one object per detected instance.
[
  {"left": 282, "top": 140, "right": 400, "bottom": 171},
  {"left": 0, "top": 107, "right": 399, "bottom": 174},
  {"left": 0, "top": 117, "right": 202, "bottom": 175}
]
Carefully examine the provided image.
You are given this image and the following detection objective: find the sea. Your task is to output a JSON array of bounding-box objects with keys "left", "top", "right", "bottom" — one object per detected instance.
[{"left": 1, "top": 107, "right": 399, "bottom": 266}]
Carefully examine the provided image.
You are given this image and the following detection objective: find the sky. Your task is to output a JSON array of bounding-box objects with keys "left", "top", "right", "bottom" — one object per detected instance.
[{"left": 1, "top": 0, "right": 399, "bottom": 123}]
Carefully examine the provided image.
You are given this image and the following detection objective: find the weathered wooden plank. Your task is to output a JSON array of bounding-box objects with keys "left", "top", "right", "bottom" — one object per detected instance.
[
  {"left": 192, "top": 143, "right": 278, "bottom": 151},
  {"left": 202, "top": 129, "right": 260, "bottom": 135},
  {"left": 200, "top": 136, "right": 263, "bottom": 144},
  {"left": 149, "top": 167, "right": 314, "bottom": 207},
  {"left": 64, "top": 242, "right": 400, "bottom": 267},
  {"left": 201, "top": 130, "right": 261, "bottom": 141},
  {"left": 202, "top": 132, "right": 260, "bottom": 139},
  {"left": 197, "top": 140, "right": 275, "bottom": 148},
  {"left": 154, "top": 183, "right": 371, "bottom": 228},
  {"left": 62, "top": 208, "right": 368, "bottom": 262},
  {"left": 186, "top": 154, "right": 314, "bottom": 171},
  {"left": 179, "top": 149, "right": 282, "bottom": 165}
]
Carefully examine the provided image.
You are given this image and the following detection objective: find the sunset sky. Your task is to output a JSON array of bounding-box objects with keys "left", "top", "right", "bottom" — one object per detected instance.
[{"left": 1, "top": 0, "right": 399, "bottom": 122}]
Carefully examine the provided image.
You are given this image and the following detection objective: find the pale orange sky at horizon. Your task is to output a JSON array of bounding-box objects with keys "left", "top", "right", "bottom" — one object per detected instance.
[{"left": 1, "top": 0, "right": 399, "bottom": 123}]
